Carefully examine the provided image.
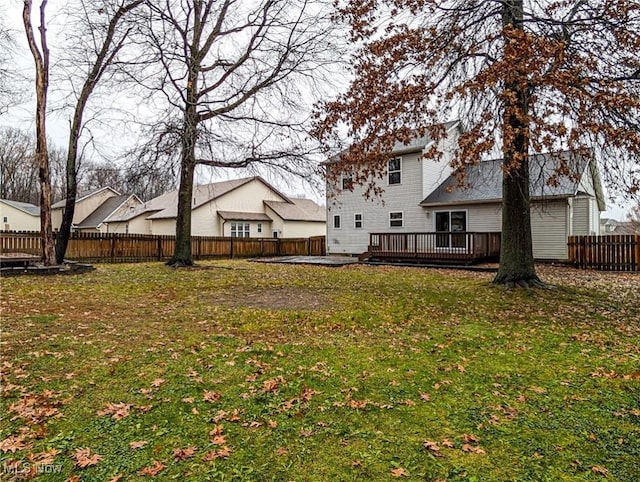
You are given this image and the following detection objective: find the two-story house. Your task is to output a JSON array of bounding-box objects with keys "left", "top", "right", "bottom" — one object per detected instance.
[{"left": 326, "top": 122, "right": 605, "bottom": 261}]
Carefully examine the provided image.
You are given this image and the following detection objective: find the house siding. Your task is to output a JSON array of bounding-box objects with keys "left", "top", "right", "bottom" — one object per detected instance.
[
  {"left": 0, "top": 203, "right": 40, "bottom": 231},
  {"left": 571, "top": 196, "right": 590, "bottom": 236},
  {"left": 327, "top": 151, "right": 427, "bottom": 254},
  {"left": 531, "top": 200, "right": 568, "bottom": 259}
]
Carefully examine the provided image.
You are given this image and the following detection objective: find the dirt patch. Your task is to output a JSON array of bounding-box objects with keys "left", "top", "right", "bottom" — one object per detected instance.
[{"left": 216, "top": 286, "right": 333, "bottom": 311}]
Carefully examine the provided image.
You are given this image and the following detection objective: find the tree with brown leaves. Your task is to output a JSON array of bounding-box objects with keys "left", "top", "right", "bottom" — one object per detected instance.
[{"left": 314, "top": 0, "right": 640, "bottom": 286}]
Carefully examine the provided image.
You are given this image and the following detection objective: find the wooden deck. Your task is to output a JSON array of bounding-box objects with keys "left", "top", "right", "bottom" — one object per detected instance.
[{"left": 363, "top": 232, "right": 501, "bottom": 265}]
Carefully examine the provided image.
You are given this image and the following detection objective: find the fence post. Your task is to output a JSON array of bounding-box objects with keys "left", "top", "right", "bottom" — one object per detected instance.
[
  {"left": 110, "top": 234, "right": 116, "bottom": 263},
  {"left": 229, "top": 236, "right": 233, "bottom": 259}
]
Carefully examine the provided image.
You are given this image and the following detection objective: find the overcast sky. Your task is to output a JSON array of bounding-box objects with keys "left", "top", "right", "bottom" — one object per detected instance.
[{"left": 1, "top": 1, "right": 633, "bottom": 219}]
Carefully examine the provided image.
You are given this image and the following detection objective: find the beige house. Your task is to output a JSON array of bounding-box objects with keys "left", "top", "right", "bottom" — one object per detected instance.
[
  {"left": 0, "top": 199, "right": 40, "bottom": 231},
  {"left": 107, "top": 176, "right": 326, "bottom": 238},
  {"left": 51, "top": 187, "right": 143, "bottom": 233}
]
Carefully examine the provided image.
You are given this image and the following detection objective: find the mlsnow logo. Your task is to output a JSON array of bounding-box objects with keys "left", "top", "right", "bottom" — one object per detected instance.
[{"left": 3, "top": 462, "right": 63, "bottom": 475}]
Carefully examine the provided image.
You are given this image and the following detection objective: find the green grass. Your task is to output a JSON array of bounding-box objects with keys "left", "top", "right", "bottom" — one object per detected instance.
[{"left": 1, "top": 261, "right": 639, "bottom": 481}]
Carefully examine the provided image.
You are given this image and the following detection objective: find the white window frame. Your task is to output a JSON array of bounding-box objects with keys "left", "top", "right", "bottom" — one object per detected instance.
[
  {"left": 389, "top": 211, "right": 403, "bottom": 228},
  {"left": 434, "top": 210, "right": 468, "bottom": 250},
  {"left": 231, "top": 222, "right": 250, "bottom": 238},
  {"left": 354, "top": 213, "right": 363, "bottom": 229},
  {"left": 388, "top": 157, "right": 402, "bottom": 185},
  {"left": 333, "top": 214, "right": 341, "bottom": 230},
  {"left": 257, "top": 223, "right": 262, "bottom": 234},
  {"left": 341, "top": 174, "right": 353, "bottom": 190}
]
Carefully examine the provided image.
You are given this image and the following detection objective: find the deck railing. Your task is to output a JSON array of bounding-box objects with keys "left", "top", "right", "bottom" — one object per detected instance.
[{"left": 368, "top": 232, "right": 501, "bottom": 263}]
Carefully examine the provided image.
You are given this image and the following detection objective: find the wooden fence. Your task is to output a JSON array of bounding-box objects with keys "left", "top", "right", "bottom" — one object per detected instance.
[
  {"left": 0, "top": 231, "right": 326, "bottom": 263},
  {"left": 568, "top": 235, "right": 639, "bottom": 271}
]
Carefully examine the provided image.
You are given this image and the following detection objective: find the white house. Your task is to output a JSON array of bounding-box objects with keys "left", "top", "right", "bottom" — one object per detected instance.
[
  {"left": 51, "top": 187, "right": 143, "bottom": 233},
  {"left": 326, "top": 122, "right": 605, "bottom": 260},
  {"left": 0, "top": 199, "right": 40, "bottom": 231},
  {"left": 107, "top": 176, "right": 326, "bottom": 238}
]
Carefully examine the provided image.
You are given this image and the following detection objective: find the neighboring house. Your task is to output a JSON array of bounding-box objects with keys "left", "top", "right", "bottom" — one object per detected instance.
[
  {"left": 51, "top": 187, "right": 143, "bottom": 233},
  {"left": 107, "top": 176, "right": 326, "bottom": 238},
  {"left": 0, "top": 199, "right": 40, "bottom": 231},
  {"left": 600, "top": 218, "right": 639, "bottom": 235},
  {"left": 326, "top": 122, "right": 606, "bottom": 260}
]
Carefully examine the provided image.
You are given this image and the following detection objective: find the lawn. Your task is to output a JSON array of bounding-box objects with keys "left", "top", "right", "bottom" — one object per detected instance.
[{"left": 1, "top": 261, "right": 639, "bottom": 481}]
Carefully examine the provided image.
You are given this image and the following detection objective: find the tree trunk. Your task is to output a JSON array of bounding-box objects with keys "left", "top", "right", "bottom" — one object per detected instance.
[
  {"left": 23, "top": 0, "right": 54, "bottom": 266},
  {"left": 56, "top": 100, "right": 83, "bottom": 264},
  {"left": 167, "top": 65, "right": 199, "bottom": 266},
  {"left": 168, "top": 156, "right": 195, "bottom": 266},
  {"left": 493, "top": 0, "right": 540, "bottom": 287}
]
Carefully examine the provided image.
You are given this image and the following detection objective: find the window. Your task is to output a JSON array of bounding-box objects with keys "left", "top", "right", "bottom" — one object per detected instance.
[
  {"left": 435, "top": 211, "right": 467, "bottom": 248},
  {"left": 257, "top": 223, "right": 262, "bottom": 233},
  {"left": 231, "top": 222, "right": 250, "bottom": 238},
  {"left": 388, "top": 158, "right": 401, "bottom": 185},
  {"left": 273, "top": 231, "right": 279, "bottom": 238},
  {"left": 2, "top": 217, "right": 7, "bottom": 223},
  {"left": 354, "top": 213, "right": 363, "bottom": 229},
  {"left": 342, "top": 175, "right": 353, "bottom": 190},
  {"left": 389, "top": 211, "right": 403, "bottom": 227},
  {"left": 333, "top": 215, "right": 341, "bottom": 229}
]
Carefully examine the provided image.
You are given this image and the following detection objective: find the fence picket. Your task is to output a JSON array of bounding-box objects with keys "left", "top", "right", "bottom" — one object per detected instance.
[
  {"left": 568, "top": 235, "right": 639, "bottom": 271},
  {"left": 1, "top": 231, "right": 326, "bottom": 264}
]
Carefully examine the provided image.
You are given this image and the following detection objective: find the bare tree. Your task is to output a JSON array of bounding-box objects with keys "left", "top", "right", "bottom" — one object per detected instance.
[
  {"left": 0, "top": 127, "right": 66, "bottom": 204},
  {"left": 131, "top": 0, "right": 338, "bottom": 266},
  {"left": 23, "top": 0, "right": 55, "bottom": 265},
  {"left": 315, "top": 0, "right": 640, "bottom": 286},
  {"left": 54, "top": 0, "right": 144, "bottom": 263},
  {"left": 0, "top": 8, "right": 24, "bottom": 116},
  {"left": 0, "top": 128, "right": 38, "bottom": 204},
  {"left": 627, "top": 203, "right": 640, "bottom": 233}
]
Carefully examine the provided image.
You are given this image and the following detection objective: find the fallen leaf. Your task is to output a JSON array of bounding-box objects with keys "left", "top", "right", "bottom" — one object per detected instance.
[
  {"left": 591, "top": 465, "right": 609, "bottom": 476},
  {"left": 173, "top": 446, "right": 196, "bottom": 461},
  {"left": 391, "top": 467, "right": 408, "bottom": 477},
  {"left": 97, "top": 402, "right": 132, "bottom": 420},
  {"left": 129, "top": 441, "right": 148, "bottom": 450},
  {"left": 203, "top": 391, "right": 221, "bottom": 403},
  {"left": 151, "top": 378, "right": 165, "bottom": 388},
  {"left": 137, "top": 460, "right": 166, "bottom": 476},
  {"left": 73, "top": 447, "right": 103, "bottom": 468}
]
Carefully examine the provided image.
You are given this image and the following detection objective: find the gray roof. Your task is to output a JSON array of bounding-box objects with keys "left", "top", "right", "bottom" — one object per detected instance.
[
  {"left": 1, "top": 199, "right": 40, "bottom": 216},
  {"left": 264, "top": 198, "right": 326, "bottom": 222},
  {"left": 421, "top": 151, "right": 592, "bottom": 206},
  {"left": 217, "top": 211, "right": 272, "bottom": 221},
  {"left": 76, "top": 194, "right": 132, "bottom": 228},
  {"left": 52, "top": 186, "right": 120, "bottom": 208}
]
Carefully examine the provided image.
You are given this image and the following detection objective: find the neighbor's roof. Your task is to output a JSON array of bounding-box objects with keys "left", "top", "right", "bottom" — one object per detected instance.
[
  {"left": 264, "top": 198, "right": 326, "bottom": 222},
  {"left": 420, "top": 151, "right": 595, "bottom": 207},
  {"left": 144, "top": 177, "right": 286, "bottom": 220},
  {"left": 75, "top": 194, "right": 137, "bottom": 229},
  {"left": 0, "top": 199, "right": 40, "bottom": 216},
  {"left": 217, "top": 211, "right": 272, "bottom": 221},
  {"left": 52, "top": 186, "right": 120, "bottom": 209}
]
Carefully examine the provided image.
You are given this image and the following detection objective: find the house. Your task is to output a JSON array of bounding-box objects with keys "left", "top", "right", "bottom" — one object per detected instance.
[
  {"left": 51, "top": 187, "right": 143, "bottom": 233},
  {"left": 326, "top": 122, "right": 605, "bottom": 260},
  {"left": 0, "top": 199, "right": 40, "bottom": 231},
  {"left": 106, "top": 176, "right": 326, "bottom": 238},
  {"left": 600, "top": 218, "right": 639, "bottom": 235}
]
